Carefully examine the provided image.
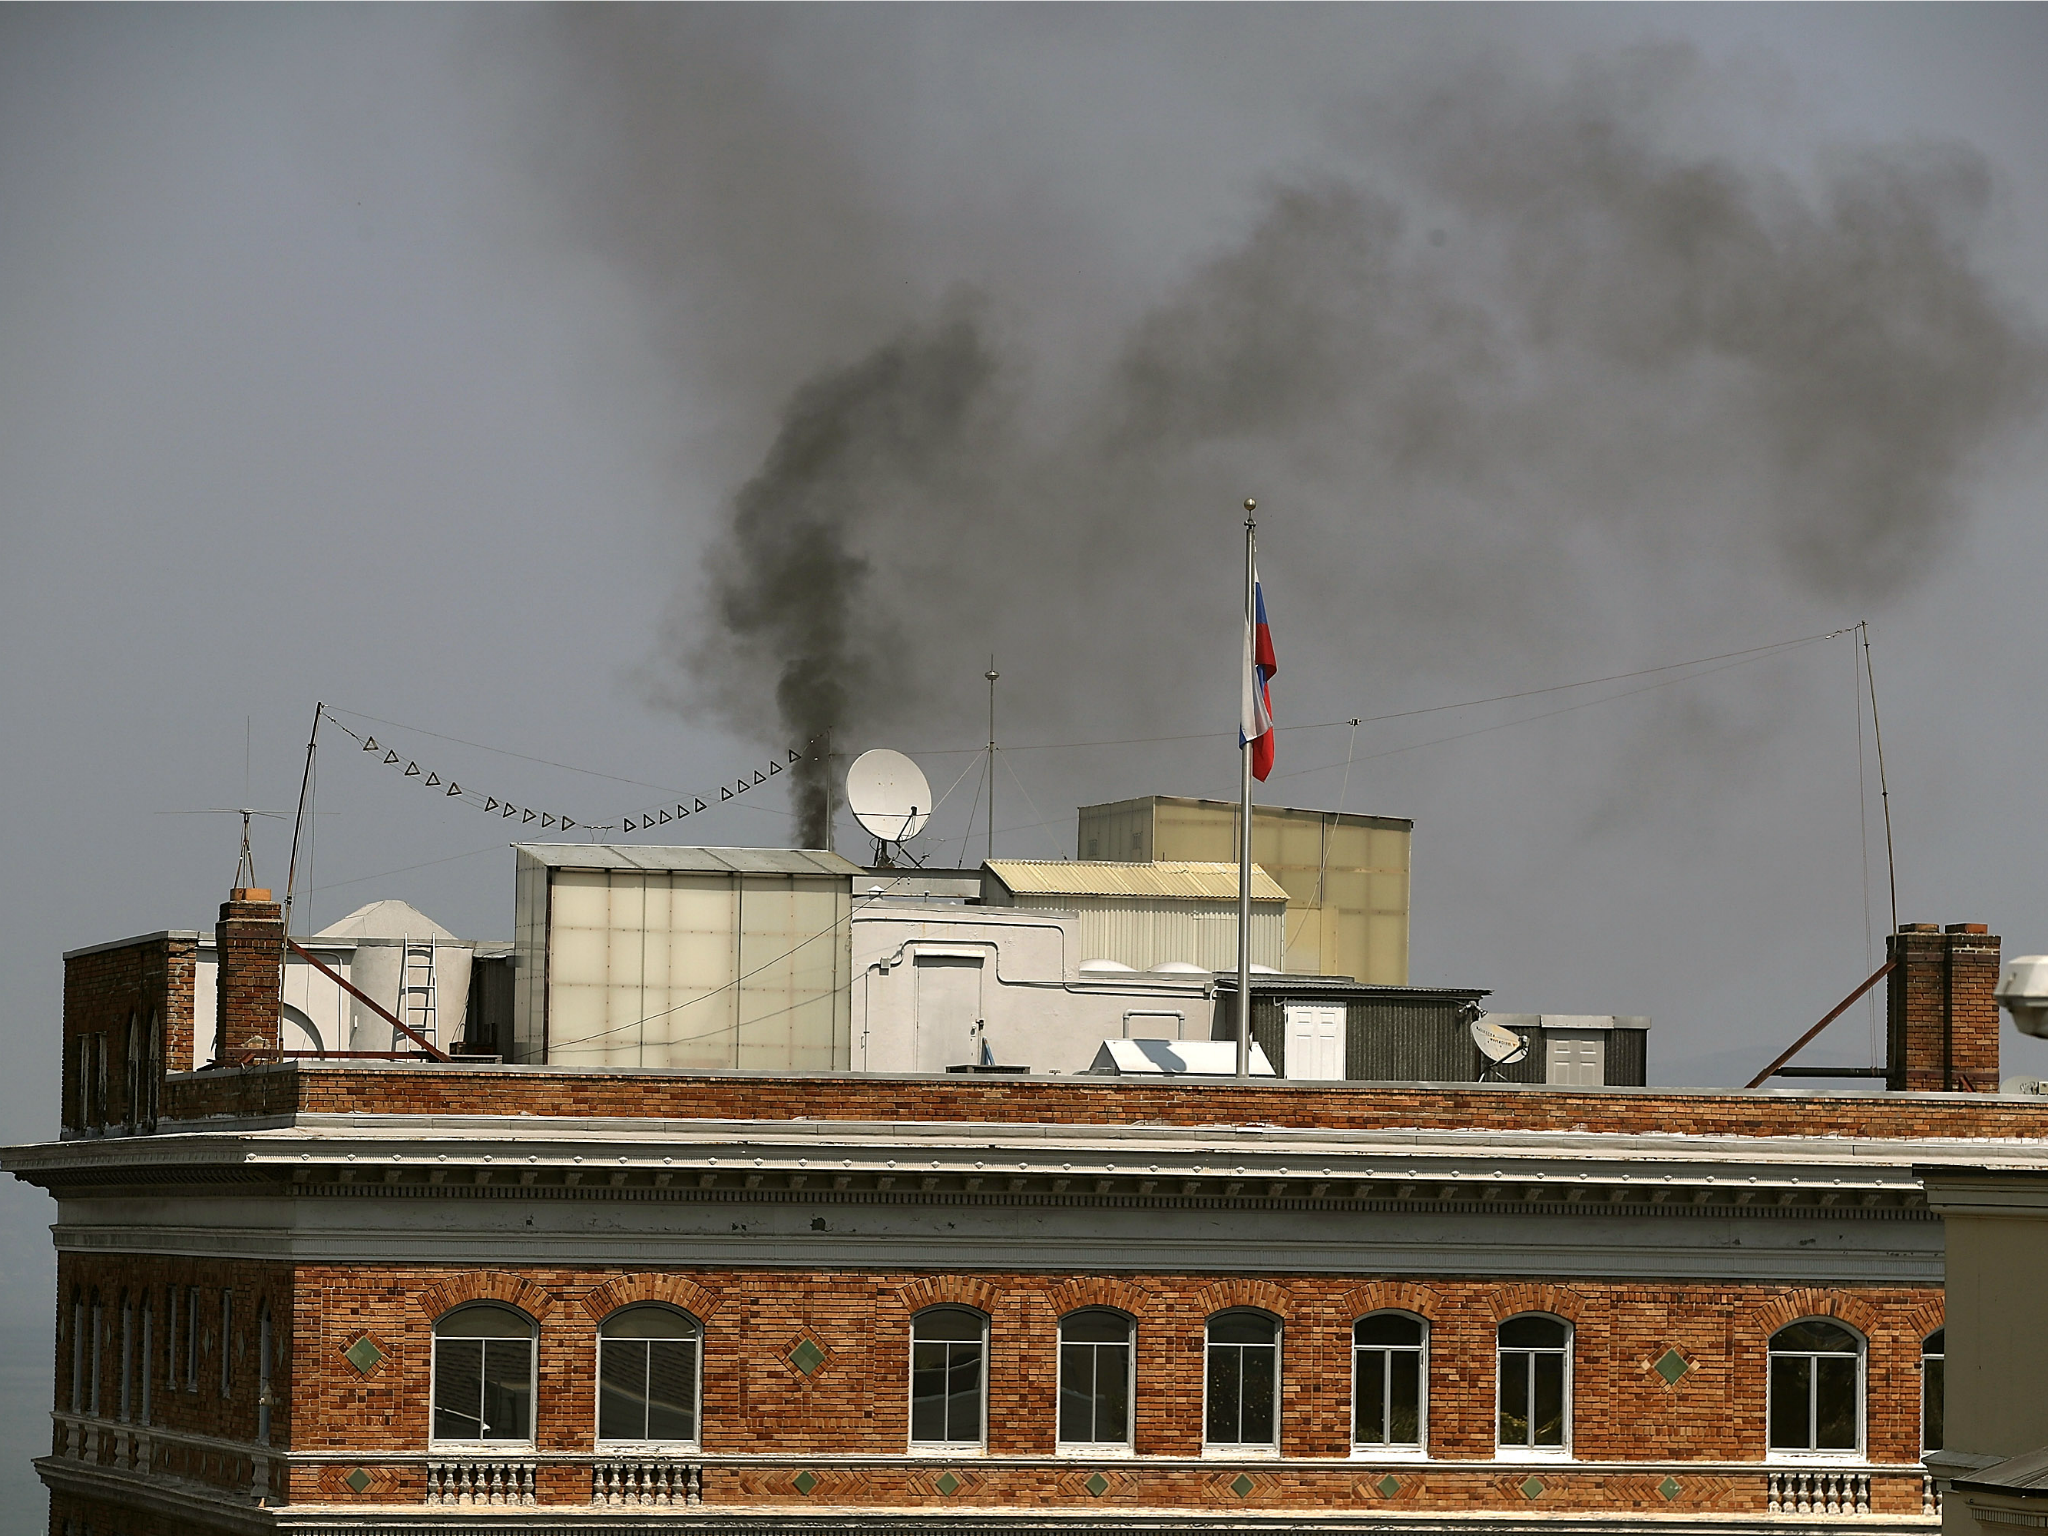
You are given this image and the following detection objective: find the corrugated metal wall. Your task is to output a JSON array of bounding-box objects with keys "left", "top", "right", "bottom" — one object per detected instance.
[{"left": 1005, "top": 894, "right": 1283, "bottom": 972}]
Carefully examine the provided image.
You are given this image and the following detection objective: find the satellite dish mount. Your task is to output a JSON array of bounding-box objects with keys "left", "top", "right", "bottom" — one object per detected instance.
[
  {"left": 845, "top": 750, "right": 934, "bottom": 869},
  {"left": 1470, "top": 1013, "right": 1532, "bottom": 1083}
]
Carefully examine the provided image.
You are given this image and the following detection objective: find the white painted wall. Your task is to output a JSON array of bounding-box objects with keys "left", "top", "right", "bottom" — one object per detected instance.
[
  {"left": 192, "top": 941, "right": 357, "bottom": 1064},
  {"left": 851, "top": 901, "right": 1216, "bottom": 1075}
]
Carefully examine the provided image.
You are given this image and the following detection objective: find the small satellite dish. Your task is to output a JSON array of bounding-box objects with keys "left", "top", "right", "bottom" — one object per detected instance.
[
  {"left": 1471, "top": 1018, "right": 1531, "bottom": 1070},
  {"left": 846, "top": 749, "right": 932, "bottom": 844}
]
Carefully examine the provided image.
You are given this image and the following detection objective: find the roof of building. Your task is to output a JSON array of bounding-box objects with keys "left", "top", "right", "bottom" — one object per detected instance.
[
  {"left": 1212, "top": 974, "right": 1491, "bottom": 1003},
  {"left": 1953, "top": 1447, "right": 2048, "bottom": 1496},
  {"left": 315, "top": 899, "right": 459, "bottom": 942},
  {"left": 514, "top": 844, "right": 865, "bottom": 878},
  {"left": 986, "top": 859, "right": 1288, "bottom": 902},
  {"left": 1081, "top": 794, "right": 1414, "bottom": 833}
]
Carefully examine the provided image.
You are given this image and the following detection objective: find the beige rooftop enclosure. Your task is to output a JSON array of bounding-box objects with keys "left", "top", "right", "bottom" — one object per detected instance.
[
  {"left": 1076, "top": 797, "right": 1412, "bottom": 984},
  {"left": 982, "top": 859, "right": 1287, "bottom": 973}
]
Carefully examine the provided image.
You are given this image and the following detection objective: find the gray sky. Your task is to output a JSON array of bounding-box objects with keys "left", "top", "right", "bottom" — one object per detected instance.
[{"left": 4, "top": 6, "right": 2048, "bottom": 1490}]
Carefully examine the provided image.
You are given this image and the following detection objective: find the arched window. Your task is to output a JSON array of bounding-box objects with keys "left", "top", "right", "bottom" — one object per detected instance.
[
  {"left": 598, "top": 1305, "right": 701, "bottom": 1445},
  {"left": 124, "top": 1013, "right": 140, "bottom": 1132},
  {"left": 256, "top": 1303, "right": 272, "bottom": 1444},
  {"left": 1205, "top": 1311, "right": 1280, "bottom": 1452},
  {"left": 909, "top": 1307, "right": 986, "bottom": 1448},
  {"left": 139, "top": 1296, "right": 153, "bottom": 1427},
  {"left": 1058, "top": 1309, "right": 1133, "bottom": 1448},
  {"left": 88, "top": 1291, "right": 103, "bottom": 1417},
  {"left": 1354, "top": 1312, "right": 1426, "bottom": 1452},
  {"left": 432, "top": 1303, "right": 536, "bottom": 1444},
  {"left": 1768, "top": 1319, "right": 1863, "bottom": 1455},
  {"left": 1498, "top": 1315, "right": 1570, "bottom": 1453},
  {"left": 119, "top": 1293, "right": 133, "bottom": 1422},
  {"left": 1922, "top": 1329, "right": 1945, "bottom": 1456}
]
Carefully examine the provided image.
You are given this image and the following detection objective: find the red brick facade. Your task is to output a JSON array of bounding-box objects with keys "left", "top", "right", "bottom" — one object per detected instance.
[
  {"left": 211, "top": 894, "right": 281, "bottom": 1068},
  {"left": 61, "top": 934, "right": 194, "bottom": 1137},
  {"left": 47, "top": 1254, "right": 1944, "bottom": 1523}
]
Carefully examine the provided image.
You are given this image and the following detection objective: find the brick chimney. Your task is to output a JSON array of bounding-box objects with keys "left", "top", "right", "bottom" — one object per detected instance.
[
  {"left": 1886, "top": 923, "right": 2001, "bottom": 1092},
  {"left": 216, "top": 888, "right": 284, "bottom": 1067}
]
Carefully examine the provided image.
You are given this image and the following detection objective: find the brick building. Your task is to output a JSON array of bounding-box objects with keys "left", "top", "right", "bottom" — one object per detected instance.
[{"left": 6, "top": 877, "right": 2032, "bottom": 1535}]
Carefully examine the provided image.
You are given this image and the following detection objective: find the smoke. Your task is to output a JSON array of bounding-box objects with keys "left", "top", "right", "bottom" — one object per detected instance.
[{"left": 513, "top": 22, "right": 2045, "bottom": 844}]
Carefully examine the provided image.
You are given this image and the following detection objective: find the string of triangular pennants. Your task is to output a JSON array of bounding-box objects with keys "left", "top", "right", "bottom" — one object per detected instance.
[{"left": 327, "top": 716, "right": 806, "bottom": 836}]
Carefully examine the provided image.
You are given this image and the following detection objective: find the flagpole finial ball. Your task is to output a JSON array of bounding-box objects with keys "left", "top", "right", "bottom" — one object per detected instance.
[{"left": 1243, "top": 497, "right": 1256, "bottom": 513}]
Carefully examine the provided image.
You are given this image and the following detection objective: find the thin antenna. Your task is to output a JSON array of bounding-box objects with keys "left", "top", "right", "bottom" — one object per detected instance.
[
  {"left": 1852, "top": 635, "right": 1875, "bottom": 1065},
  {"left": 1860, "top": 623, "right": 1899, "bottom": 935},
  {"left": 283, "top": 703, "right": 323, "bottom": 938},
  {"left": 233, "top": 811, "right": 259, "bottom": 890},
  {"left": 985, "top": 657, "right": 999, "bottom": 864}
]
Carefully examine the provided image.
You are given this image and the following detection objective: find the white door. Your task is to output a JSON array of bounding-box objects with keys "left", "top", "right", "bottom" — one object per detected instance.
[
  {"left": 913, "top": 956, "right": 982, "bottom": 1071},
  {"left": 1546, "top": 1032, "right": 1605, "bottom": 1086},
  {"left": 1283, "top": 1003, "right": 1346, "bottom": 1081}
]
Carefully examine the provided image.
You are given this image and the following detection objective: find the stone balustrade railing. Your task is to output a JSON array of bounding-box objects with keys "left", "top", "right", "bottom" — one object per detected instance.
[
  {"left": 590, "top": 1459, "right": 703, "bottom": 1507},
  {"left": 424, "top": 1459, "right": 538, "bottom": 1506},
  {"left": 1767, "top": 1469, "right": 1871, "bottom": 1515}
]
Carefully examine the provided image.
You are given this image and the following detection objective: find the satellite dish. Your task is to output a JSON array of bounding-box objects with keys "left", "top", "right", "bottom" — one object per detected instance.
[
  {"left": 1471, "top": 1018, "right": 1531, "bottom": 1067},
  {"left": 846, "top": 749, "right": 932, "bottom": 844}
]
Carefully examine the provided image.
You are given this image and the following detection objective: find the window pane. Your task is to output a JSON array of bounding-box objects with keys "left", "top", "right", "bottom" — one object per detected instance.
[
  {"left": 1389, "top": 1349, "right": 1421, "bottom": 1445},
  {"left": 1207, "top": 1344, "right": 1243, "bottom": 1443},
  {"left": 1093, "top": 1345, "right": 1130, "bottom": 1443},
  {"left": 1210, "top": 1312, "right": 1277, "bottom": 1345},
  {"left": 1775, "top": 1320, "right": 1857, "bottom": 1354},
  {"left": 1239, "top": 1345, "right": 1276, "bottom": 1445},
  {"left": 1063, "top": 1310, "right": 1129, "bottom": 1344},
  {"left": 1815, "top": 1355, "right": 1858, "bottom": 1450},
  {"left": 1058, "top": 1343, "right": 1095, "bottom": 1441},
  {"left": 434, "top": 1338, "right": 485, "bottom": 1440},
  {"left": 910, "top": 1341, "right": 950, "bottom": 1441},
  {"left": 601, "top": 1306, "right": 698, "bottom": 1340},
  {"left": 914, "top": 1308, "right": 983, "bottom": 1343},
  {"left": 1355, "top": 1314, "right": 1423, "bottom": 1347},
  {"left": 480, "top": 1338, "right": 532, "bottom": 1441},
  {"left": 1770, "top": 1355, "right": 1812, "bottom": 1449},
  {"left": 1356, "top": 1350, "right": 1386, "bottom": 1443},
  {"left": 1499, "top": 1316, "right": 1566, "bottom": 1349},
  {"left": 1500, "top": 1354, "right": 1530, "bottom": 1445},
  {"left": 645, "top": 1339, "right": 698, "bottom": 1441},
  {"left": 599, "top": 1338, "right": 648, "bottom": 1440},
  {"left": 945, "top": 1340, "right": 983, "bottom": 1442},
  {"left": 437, "top": 1304, "right": 531, "bottom": 1340},
  {"left": 1532, "top": 1352, "right": 1565, "bottom": 1446},
  {"left": 1924, "top": 1357, "right": 1945, "bottom": 1453}
]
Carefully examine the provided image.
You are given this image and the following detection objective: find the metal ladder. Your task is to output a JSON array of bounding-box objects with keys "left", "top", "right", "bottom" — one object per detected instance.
[{"left": 397, "top": 936, "right": 438, "bottom": 1049}]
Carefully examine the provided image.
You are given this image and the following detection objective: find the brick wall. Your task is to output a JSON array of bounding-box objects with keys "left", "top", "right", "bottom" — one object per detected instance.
[
  {"left": 61, "top": 935, "right": 194, "bottom": 1138},
  {"left": 162, "top": 1060, "right": 2048, "bottom": 1143},
  {"left": 54, "top": 1254, "right": 293, "bottom": 1460},
  {"left": 288, "top": 1263, "right": 1935, "bottom": 1466},
  {"left": 1889, "top": 925, "right": 2001, "bottom": 1092}
]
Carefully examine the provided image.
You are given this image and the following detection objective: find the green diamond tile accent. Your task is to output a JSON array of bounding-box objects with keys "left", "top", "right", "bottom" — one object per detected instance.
[
  {"left": 342, "top": 1468, "right": 373, "bottom": 1495},
  {"left": 792, "top": 1471, "right": 818, "bottom": 1496},
  {"left": 1231, "top": 1474, "right": 1255, "bottom": 1498},
  {"left": 1376, "top": 1474, "right": 1401, "bottom": 1498},
  {"left": 1084, "top": 1472, "right": 1109, "bottom": 1497},
  {"left": 343, "top": 1336, "right": 385, "bottom": 1374},
  {"left": 1520, "top": 1476, "right": 1546, "bottom": 1501},
  {"left": 1658, "top": 1476, "right": 1683, "bottom": 1501},
  {"left": 789, "top": 1337, "right": 826, "bottom": 1376},
  {"left": 1653, "top": 1348, "right": 1690, "bottom": 1385},
  {"left": 935, "top": 1471, "right": 961, "bottom": 1496}
]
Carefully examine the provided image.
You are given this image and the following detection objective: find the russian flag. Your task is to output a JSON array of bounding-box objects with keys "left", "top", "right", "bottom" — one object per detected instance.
[{"left": 1241, "top": 577, "right": 1277, "bottom": 781}]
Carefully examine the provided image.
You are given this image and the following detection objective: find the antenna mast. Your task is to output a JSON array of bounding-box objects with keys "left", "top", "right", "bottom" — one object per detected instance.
[
  {"left": 283, "top": 703, "right": 322, "bottom": 937},
  {"left": 1860, "top": 624, "right": 1899, "bottom": 934},
  {"left": 985, "top": 658, "right": 999, "bottom": 865}
]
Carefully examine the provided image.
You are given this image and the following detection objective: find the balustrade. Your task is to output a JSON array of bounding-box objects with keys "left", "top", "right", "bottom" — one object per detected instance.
[
  {"left": 590, "top": 1460, "right": 702, "bottom": 1507},
  {"left": 1766, "top": 1470, "right": 1871, "bottom": 1515},
  {"left": 424, "top": 1459, "right": 538, "bottom": 1506}
]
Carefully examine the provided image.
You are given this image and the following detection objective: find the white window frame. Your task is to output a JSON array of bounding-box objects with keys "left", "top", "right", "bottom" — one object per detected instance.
[
  {"left": 1495, "top": 1314, "right": 1572, "bottom": 1460},
  {"left": 1766, "top": 1318, "right": 1865, "bottom": 1462},
  {"left": 1055, "top": 1309, "right": 1135, "bottom": 1456},
  {"left": 594, "top": 1304, "right": 703, "bottom": 1451},
  {"left": 1921, "top": 1329, "right": 1945, "bottom": 1459},
  {"left": 429, "top": 1303, "right": 540, "bottom": 1448},
  {"left": 907, "top": 1306, "right": 989, "bottom": 1454},
  {"left": 1202, "top": 1310, "right": 1282, "bottom": 1458},
  {"left": 1351, "top": 1311, "right": 1428, "bottom": 1458}
]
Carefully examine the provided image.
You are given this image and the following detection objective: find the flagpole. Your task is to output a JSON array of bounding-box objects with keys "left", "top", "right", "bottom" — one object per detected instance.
[{"left": 1237, "top": 499, "right": 1257, "bottom": 1082}]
